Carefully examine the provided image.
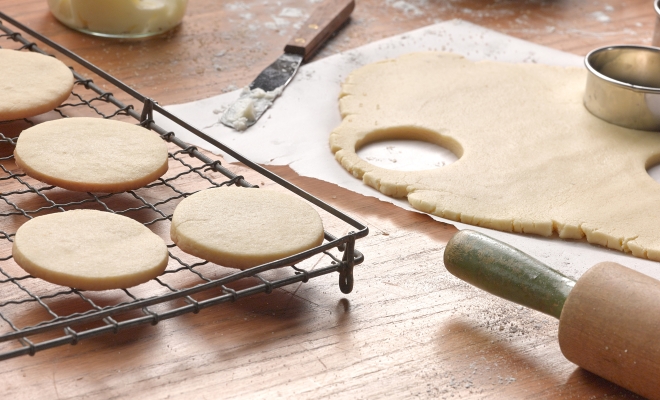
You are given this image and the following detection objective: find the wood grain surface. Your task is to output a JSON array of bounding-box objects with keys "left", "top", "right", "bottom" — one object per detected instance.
[{"left": 0, "top": 0, "right": 656, "bottom": 398}]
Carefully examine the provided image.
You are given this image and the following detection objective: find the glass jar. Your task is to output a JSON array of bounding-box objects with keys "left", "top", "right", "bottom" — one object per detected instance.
[{"left": 47, "top": 0, "right": 188, "bottom": 39}]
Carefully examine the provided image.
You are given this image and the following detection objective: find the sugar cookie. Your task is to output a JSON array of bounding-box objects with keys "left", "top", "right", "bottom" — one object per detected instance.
[
  {"left": 14, "top": 117, "right": 169, "bottom": 192},
  {"left": 0, "top": 49, "right": 74, "bottom": 121},
  {"left": 12, "top": 210, "right": 168, "bottom": 290},
  {"left": 171, "top": 187, "right": 324, "bottom": 269}
]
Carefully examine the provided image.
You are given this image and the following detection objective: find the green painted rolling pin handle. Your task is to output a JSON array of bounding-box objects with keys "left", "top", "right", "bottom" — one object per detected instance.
[
  {"left": 443, "top": 229, "right": 660, "bottom": 399},
  {"left": 443, "top": 230, "right": 575, "bottom": 319}
]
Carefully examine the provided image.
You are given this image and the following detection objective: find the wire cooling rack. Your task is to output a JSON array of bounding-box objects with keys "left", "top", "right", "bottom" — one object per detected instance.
[{"left": 0, "top": 12, "right": 367, "bottom": 361}]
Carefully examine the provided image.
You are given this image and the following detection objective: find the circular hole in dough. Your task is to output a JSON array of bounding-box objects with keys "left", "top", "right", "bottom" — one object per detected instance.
[
  {"left": 357, "top": 139, "right": 458, "bottom": 171},
  {"left": 171, "top": 187, "right": 324, "bottom": 269},
  {"left": 14, "top": 117, "right": 169, "bottom": 192},
  {"left": 12, "top": 210, "right": 169, "bottom": 291},
  {"left": 647, "top": 164, "right": 660, "bottom": 183},
  {"left": 0, "top": 49, "right": 74, "bottom": 121}
]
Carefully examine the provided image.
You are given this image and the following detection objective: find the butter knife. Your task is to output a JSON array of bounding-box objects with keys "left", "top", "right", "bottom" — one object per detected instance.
[{"left": 221, "top": 0, "right": 355, "bottom": 131}]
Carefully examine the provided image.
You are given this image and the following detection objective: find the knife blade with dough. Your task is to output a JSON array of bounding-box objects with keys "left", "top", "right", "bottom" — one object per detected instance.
[{"left": 221, "top": 0, "right": 355, "bottom": 131}]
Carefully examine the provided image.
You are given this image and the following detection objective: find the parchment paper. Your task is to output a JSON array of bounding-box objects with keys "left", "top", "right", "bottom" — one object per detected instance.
[{"left": 155, "top": 19, "right": 660, "bottom": 280}]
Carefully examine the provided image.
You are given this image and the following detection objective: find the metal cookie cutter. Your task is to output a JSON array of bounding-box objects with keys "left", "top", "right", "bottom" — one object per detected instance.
[{"left": 584, "top": 45, "right": 660, "bottom": 131}]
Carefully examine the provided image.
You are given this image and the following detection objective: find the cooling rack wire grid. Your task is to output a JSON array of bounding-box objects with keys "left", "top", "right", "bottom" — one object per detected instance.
[{"left": 0, "top": 12, "right": 367, "bottom": 361}]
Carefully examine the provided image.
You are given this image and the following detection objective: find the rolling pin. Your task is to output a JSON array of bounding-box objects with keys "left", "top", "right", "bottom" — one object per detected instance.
[{"left": 443, "top": 230, "right": 660, "bottom": 399}]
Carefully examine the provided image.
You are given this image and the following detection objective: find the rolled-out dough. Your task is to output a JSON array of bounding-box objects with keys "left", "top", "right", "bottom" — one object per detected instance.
[
  {"left": 171, "top": 187, "right": 325, "bottom": 269},
  {"left": 14, "top": 117, "right": 169, "bottom": 192},
  {"left": 12, "top": 210, "right": 168, "bottom": 290},
  {"left": 0, "top": 49, "right": 74, "bottom": 121},
  {"left": 330, "top": 52, "right": 660, "bottom": 261}
]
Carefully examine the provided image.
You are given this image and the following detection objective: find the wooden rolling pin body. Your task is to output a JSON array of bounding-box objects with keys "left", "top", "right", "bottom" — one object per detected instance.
[
  {"left": 559, "top": 262, "right": 660, "bottom": 399},
  {"left": 443, "top": 230, "right": 660, "bottom": 399}
]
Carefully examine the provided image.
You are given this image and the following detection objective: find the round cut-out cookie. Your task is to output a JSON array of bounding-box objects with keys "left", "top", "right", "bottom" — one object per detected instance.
[
  {"left": 330, "top": 52, "right": 660, "bottom": 261},
  {"left": 12, "top": 210, "right": 168, "bottom": 290},
  {"left": 14, "top": 117, "right": 169, "bottom": 192},
  {"left": 0, "top": 49, "right": 74, "bottom": 121},
  {"left": 171, "top": 187, "right": 324, "bottom": 269}
]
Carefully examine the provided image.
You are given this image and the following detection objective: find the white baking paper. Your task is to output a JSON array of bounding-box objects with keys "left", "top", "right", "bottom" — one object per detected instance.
[{"left": 156, "top": 19, "right": 660, "bottom": 280}]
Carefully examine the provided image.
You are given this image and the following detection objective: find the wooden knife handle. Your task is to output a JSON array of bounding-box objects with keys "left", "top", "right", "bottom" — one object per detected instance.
[{"left": 284, "top": 0, "right": 355, "bottom": 62}]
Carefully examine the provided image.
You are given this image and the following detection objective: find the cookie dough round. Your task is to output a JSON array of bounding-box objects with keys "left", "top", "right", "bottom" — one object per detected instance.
[
  {"left": 171, "top": 187, "right": 324, "bottom": 269},
  {"left": 14, "top": 117, "right": 169, "bottom": 192},
  {"left": 0, "top": 49, "right": 74, "bottom": 121},
  {"left": 12, "top": 210, "right": 168, "bottom": 290}
]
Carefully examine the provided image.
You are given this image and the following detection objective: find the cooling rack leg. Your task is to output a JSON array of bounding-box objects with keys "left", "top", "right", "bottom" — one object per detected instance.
[
  {"left": 140, "top": 98, "right": 156, "bottom": 127},
  {"left": 339, "top": 235, "right": 356, "bottom": 294}
]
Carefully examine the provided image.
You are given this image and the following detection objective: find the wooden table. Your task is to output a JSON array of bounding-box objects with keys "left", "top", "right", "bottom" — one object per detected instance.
[{"left": 0, "top": 1, "right": 655, "bottom": 398}]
